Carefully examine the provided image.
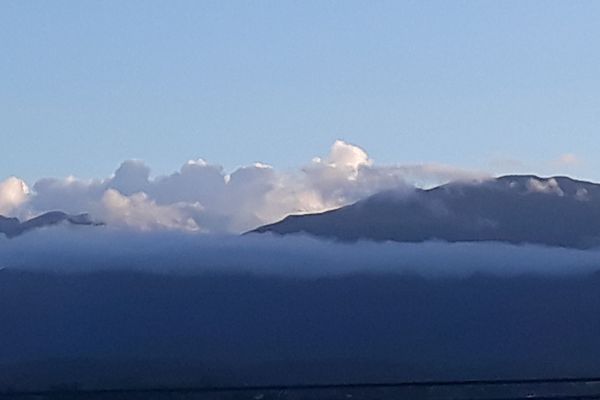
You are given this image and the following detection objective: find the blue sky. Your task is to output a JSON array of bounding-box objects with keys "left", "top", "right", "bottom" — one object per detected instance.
[{"left": 2, "top": 0, "right": 600, "bottom": 183}]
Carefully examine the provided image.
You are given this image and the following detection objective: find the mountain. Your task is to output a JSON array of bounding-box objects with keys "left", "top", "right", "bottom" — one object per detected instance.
[
  {"left": 0, "top": 211, "right": 101, "bottom": 238},
  {"left": 251, "top": 175, "right": 600, "bottom": 249}
]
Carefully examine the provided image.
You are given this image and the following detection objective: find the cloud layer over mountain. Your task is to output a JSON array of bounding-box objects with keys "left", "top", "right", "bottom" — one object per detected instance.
[
  {"left": 2, "top": 228, "right": 600, "bottom": 277},
  {"left": 0, "top": 141, "right": 485, "bottom": 233}
]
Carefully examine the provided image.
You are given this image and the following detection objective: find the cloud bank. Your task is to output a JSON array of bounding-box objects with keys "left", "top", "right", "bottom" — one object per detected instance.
[
  {"left": 2, "top": 228, "right": 600, "bottom": 277},
  {"left": 0, "top": 141, "right": 486, "bottom": 233}
]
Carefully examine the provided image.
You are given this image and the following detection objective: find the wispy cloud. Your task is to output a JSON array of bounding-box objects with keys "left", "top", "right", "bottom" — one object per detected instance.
[{"left": 552, "top": 153, "right": 582, "bottom": 167}]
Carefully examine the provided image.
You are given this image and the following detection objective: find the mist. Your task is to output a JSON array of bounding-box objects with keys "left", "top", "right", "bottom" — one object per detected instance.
[{"left": 2, "top": 227, "right": 600, "bottom": 277}]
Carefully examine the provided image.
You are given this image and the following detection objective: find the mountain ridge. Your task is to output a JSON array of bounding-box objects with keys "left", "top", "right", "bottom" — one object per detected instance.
[
  {"left": 251, "top": 175, "right": 600, "bottom": 249},
  {"left": 0, "top": 211, "right": 102, "bottom": 238}
]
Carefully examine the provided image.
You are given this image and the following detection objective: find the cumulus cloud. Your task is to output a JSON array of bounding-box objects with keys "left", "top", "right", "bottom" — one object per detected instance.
[
  {"left": 110, "top": 159, "right": 151, "bottom": 195},
  {"left": 100, "top": 189, "right": 202, "bottom": 232},
  {"left": 316, "top": 139, "right": 372, "bottom": 171},
  {"left": 3, "top": 141, "right": 488, "bottom": 233},
  {"left": 0, "top": 177, "right": 29, "bottom": 216}
]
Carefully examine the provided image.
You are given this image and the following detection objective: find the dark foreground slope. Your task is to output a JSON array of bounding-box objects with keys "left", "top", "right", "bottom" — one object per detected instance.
[
  {"left": 2, "top": 270, "right": 600, "bottom": 391},
  {"left": 253, "top": 175, "right": 600, "bottom": 248}
]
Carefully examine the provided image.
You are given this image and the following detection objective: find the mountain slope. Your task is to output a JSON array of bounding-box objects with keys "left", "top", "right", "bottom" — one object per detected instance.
[
  {"left": 251, "top": 175, "right": 600, "bottom": 249},
  {"left": 0, "top": 211, "right": 101, "bottom": 238}
]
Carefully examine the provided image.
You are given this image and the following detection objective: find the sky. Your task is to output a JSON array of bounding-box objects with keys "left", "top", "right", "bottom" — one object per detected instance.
[{"left": 2, "top": 0, "right": 600, "bottom": 184}]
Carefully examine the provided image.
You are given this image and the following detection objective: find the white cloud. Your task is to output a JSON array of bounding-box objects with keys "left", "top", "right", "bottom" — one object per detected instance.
[
  {"left": 100, "top": 189, "right": 202, "bottom": 232},
  {"left": 0, "top": 177, "right": 30, "bottom": 216},
  {"left": 526, "top": 177, "right": 565, "bottom": 196},
  {"left": 4, "top": 140, "right": 489, "bottom": 233},
  {"left": 323, "top": 139, "right": 372, "bottom": 170},
  {"left": 110, "top": 159, "right": 151, "bottom": 195},
  {"left": 31, "top": 176, "right": 105, "bottom": 214}
]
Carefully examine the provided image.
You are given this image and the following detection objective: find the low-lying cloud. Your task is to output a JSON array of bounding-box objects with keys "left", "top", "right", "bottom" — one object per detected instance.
[
  {"left": 0, "top": 140, "right": 486, "bottom": 233},
  {"left": 2, "top": 228, "right": 600, "bottom": 277}
]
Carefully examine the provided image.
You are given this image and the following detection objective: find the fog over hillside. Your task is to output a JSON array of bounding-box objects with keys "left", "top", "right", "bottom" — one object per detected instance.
[
  {"left": 2, "top": 229, "right": 600, "bottom": 276},
  {"left": 2, "top": 230, "right": 600, "bottom": 390}
]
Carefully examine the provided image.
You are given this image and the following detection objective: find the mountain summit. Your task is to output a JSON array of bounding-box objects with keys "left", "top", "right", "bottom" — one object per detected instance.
[
  {"left": 0, "top": 211, "right": 101, "bottom": 238},
  {"left": 251, "top": 175, "right": 600, "bottom": 249}
]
